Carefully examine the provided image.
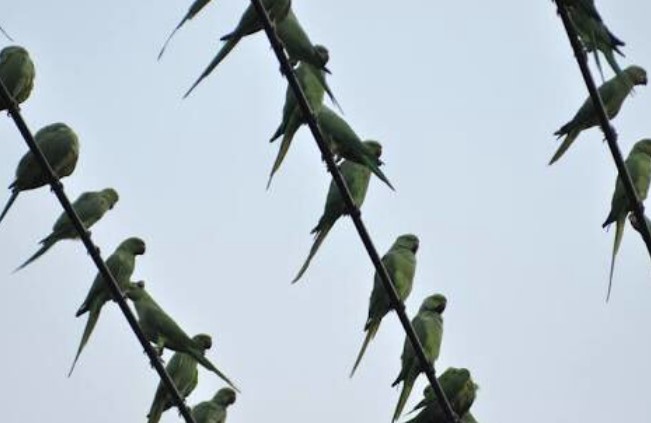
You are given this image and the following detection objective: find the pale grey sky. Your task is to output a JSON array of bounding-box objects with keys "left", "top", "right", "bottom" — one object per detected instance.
[{"left": 1, "top": 1, "right": 651, "bottom": 422}]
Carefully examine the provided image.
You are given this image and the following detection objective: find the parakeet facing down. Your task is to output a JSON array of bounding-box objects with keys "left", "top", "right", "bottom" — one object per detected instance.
[
  {"left": 0, "top": 123, "right": 80, "bottom": 226},
  {"left": 68, "top": 237, "right": 146, "bottom": 376},
  {"left": 15, "top": 188, "right": 119, "bottom": 271},
  {"left": 126, "top": 281, "right": 240, "bottom": 391},
  {"left": 191, "top": 388, "right": 237, "bottom": 423},
  {"left": 350, "top": 234, "right": 419, "bottom": 377},
  {"left": 602, "top": 139, "right": 651, "bottom": 301},
  {"left": 317, "top": 105, "right": 394, "bottom": 189},
  {"left": 392, "top": 294, "right": 447, "bottom": 422},
  {"left": 407, "top": 367, "right": 478, "bottom": 423},
  {"left": 147, "top": 334, "right": 213, "bottom": 423},
  {"left": 550, "top": 65, "right": 647, "bottom": 165},
  {"left": 268, "top": 61, "right": 327, "bottom": 188},
  {"left": 184, "top": 0, "right": 292, "bottom": 98},
  {"left": 0, "top": 45, "right": 35, "bottom": 111},
  {"left": 158, "top": 0, "right": 214, "bottom": 60},
  {"left": 276, "top": 10, "right": 329, "bottom": 72},
  {"left": 292, "top": 141, "right": 382, "bottom": 282}
]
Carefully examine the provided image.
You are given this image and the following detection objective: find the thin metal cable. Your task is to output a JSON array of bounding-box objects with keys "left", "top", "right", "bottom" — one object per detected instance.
[
  {"left": 0, "top": 81, "right": 198, "bottom": 423},
  {"left": 248, "top": 1, "right": 459, "bottom": 421},
  {"left": 554, "top": 5, "right": 651, "bottom": 262}
]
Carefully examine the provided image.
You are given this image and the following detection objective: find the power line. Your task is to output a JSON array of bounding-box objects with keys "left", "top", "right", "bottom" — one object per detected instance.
[
  {"left": 554, "top": 4, "right": 651, "bottom": 276},
  {"left": 0, "top": 81, "right": 198, "bottom": 423},
  {"left": 247, "top": 1, "right": 460, "bottom": 422}
]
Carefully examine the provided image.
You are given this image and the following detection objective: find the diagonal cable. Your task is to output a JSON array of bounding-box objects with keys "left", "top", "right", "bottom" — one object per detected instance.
[
  {"left": 248, "top": 1, "right": 459, "bottom": 421},
  {"left": 554, "top": 4, "right": 651, "bottom": 263},
  {"left": 0, "top": 81, "right": 198, "bottom": 423}
]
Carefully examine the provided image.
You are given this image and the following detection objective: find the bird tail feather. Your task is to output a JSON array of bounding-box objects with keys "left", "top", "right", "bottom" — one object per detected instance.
[
  {"left": 183, "top": 38, "right": 239, "bottom": 98},
  {"left": 0, "top": 190, "right": 19, "bottom": 226},
  {"left": 194, "top": 351, "right": 240, "bottom": 392},
  {"left": 606, "top": 216, "right": 626, "bottom": 302},
  {"left": 392, "top": 377, "right": 416, "bottom": 422},
  {"left": 14, "top": 237, "right": 57, "bottom": 272},
  {"left": 350, "top": 321, "right": 380, "bottom": 378},
  {"left": 68, "top": 307, "right": 102, "bottom": 377},
  {"left": 292, "top": 222, "right": 333, "bottom": 283},
  {"left": 549, "top": 130, "right": 579, "bottom": 165}
]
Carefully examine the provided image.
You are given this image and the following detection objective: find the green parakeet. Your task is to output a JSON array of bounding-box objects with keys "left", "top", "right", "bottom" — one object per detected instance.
[
  {"left": 392, "top": 294, "right": 447, "bottom": 422},
  {"left": 407, "top": 367, "right": 478, "bottom": 423},
  {"left": 0, "top": 45, "right": 35, "bottom": 111},
  {"left": 15, "top": 188, "right": 119, "bottom": 271},
  {"left": 292, "top": 141, "right": 382, "bottom": 282},
  {"left": 191, "top": 388, "right": 237, "bottom": 423},
  {"left": 267, "top": 61, "right": 328, "bottom": 188},
  {"left": 158, "top": 0, "right": 214, "bottom": 60},
  {"left": 0, "top": 123, "right": 80, "bottom": 225},
  {"left": 0, "top": 26, "right": 13, "bottom": 41},
  {"left": 602, "top": 139, "right": 651, "bottom": 300},
  {"left": 68, "top": 237, "right": 146, "bottom": 376},
  {"left": 550, "top": 65, "right": 647, "bottom": 165},
  {"left": 125, "top": 281, "right": 240, "bottom": 391},
  {"left": 350, "top": 234, "right": 419, "bottom": 377},
  {"left": 184, "top": 0, "right": 292, "bottom": 98},
  {"left": 317, "top": 105, "right": 394, "bottom": 190},
  {"left": 147, "top": 333, "right": 213, "bottom": 423}
]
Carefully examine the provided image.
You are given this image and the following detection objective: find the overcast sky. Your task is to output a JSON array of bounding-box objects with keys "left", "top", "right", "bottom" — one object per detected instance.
[{"left": 2, "top": 1, "right": 651, "bottom": 422}]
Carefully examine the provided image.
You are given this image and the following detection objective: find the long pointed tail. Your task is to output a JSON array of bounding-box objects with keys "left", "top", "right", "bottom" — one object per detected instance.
[
  {"left": 549, "top": 130, "right": 579, "bottom": 165},
  {"left": 292, "top": 222, "right": 333, "bottom": 283},
  {"left": 183, "top": 38, "right": 239, "bottom": 98},
  {"left": 606, "top": 216, "right": 626, "bottom": 302},
  {"left": 350, "top": 321, "right": 379, "bottom": 378},
  {"left": 14, "top": 237, "right": 57, "bottom": 272},
  {"left": 393, "top": 377, "right": 416, "bottom": 422},
  {"left": 370, "top": 163, "right": 395, "bottom": 191},
  {"left": 267, "top": 124, "right": 300, "bottom": 190},
  {"left": 157, "top": 20, "right": 186, "bottom": 60},
  {"left": 0, "top": 191, "right": 19, "bottom": 226},
  {"left": 147, "top": 403, "right": 164, "bottom": 423},
  {"left": 195, "top": 352, "right": 240, "bottom": 392},
  {"left": 68, "top": 307, "right": 102, "bottom": 377}
]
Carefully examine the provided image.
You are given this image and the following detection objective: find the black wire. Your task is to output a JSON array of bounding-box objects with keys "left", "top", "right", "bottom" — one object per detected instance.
[
  {"left": 0, "top": 81, "right": 198, "bottom": 423},
  {"left": 247, "top": 1, "right": 460, "bottom": 421},
  {"left": 555, "top": 4, "right": 651, "bottom": 270}
]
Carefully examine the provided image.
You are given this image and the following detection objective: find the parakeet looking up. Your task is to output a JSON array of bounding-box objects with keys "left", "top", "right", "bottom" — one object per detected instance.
[
  {"left": 0, "top": 45, "right": 35, "bottom": 111},
  {"left": 292, "top": 141, "right": 382, "bottom": 282},
  {"left": 68, "top": 237, "right": 146, "bottom": 376},
  {"left": 350, "top": 234, "right": 419, "bottom": 376},
  {"left": 15, "top": 188, "right": 119, "bottom": 271},
  {"left": 0, "top": 123, "right": 80, "bottom": 226},
  {"left": 158, "top": 0, "right": 214, "bottom": 60},
  {"left": 550, "top": 65, "right": 647, "bottom": 165},
  {"left": 191, "top": 387, "right": 237, "bottom": 423},
  {"left": 392, "top": 294, "right": 447, "bottom": 422},
  {"left": 184, "top": 0, "right": 292, "bottom": 97},
  {"left": 126, "top": 281, "right": 240, "bottom": 392},
  {"left": 147, "top": 334, "right": 213, "bottom": 423},
  {"left": 602, "top": 139, "right": 651, "bottom": 301}
]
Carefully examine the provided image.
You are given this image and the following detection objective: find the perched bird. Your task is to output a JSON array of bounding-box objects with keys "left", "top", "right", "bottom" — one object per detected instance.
[
  {"left": 184, "top": 0, "right": 292, "bottom": 97},
  {"left": 191, "top": 387, "right": 237, "bottom": 423},
  {"left": 0, "top": 123, "right": 80, "bottom": 225},
  {"left": 317, "top": 105, "right": 394, "bottom": 189},
  {"left": 292, "top": 141, "right": 382, "bottom": 282},
  {"left": 350, "top": 234, "right": 419, "bottom": 376},
  {"left": 15, "top": 188, "right": 119, "bottom": 271},
  {"left": 0, "top": 45, "right": 35, "bottom": 111},
  {"left": 550, "top": 65, "right": 647, "bottom": 164},
  {"left": 158, "top": 0, "right": 214, "bottom": 60},
  {"left": 407, "top": 367, "right": 478, "bottom": 423},
  {"left": 126, "top": 281, "right": 240, "bottom": 391},
  {"left": 268, "top": 61, "right": 327, "bottom": 188},
  {"left": 68, "top": 237, "right": 146, "bottom": 376},
  {"left": 602, "top": 139, "right": 651, "bottom": 301},
  {"left": 147, "top": 334, "right": 213, "bottom": 423},
  {"left": 392, "top": 294, "right": 447, "bottom": 422}
]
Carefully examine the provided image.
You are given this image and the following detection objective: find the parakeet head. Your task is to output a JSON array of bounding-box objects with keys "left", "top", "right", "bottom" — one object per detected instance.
[
  {"left": 394, "top": 234, "right": 420, "bottom": 253},
  {"left": 363, "top": 140, "right": 383, "bottom": 159},
  {"left": 623, "top": 65, "right": 648, "bottom": 86},
  {"left": 125, "top": 280, "right": 146, "bottom": 300},
  {"left": 100, "top": 188, "right": 119, "bottom": 208},
  {"left": 420, "top": 293, "right": 447, "bottom": 313},
  {"left": 631, "top": 139, "right": 651, "bottom": 156},
  {"left": 0, "top": 45, "right": 29, "bottom": 58},
  {"left": 192, "top": 333, "right": 213, "bottom": 350},
  {"left": 118, "top": 237, "right": 146, "bottom": 255},
  {"left": 213, "top": 387, "right": 237, "bottom": 406},
  {"left": 313, "top": 44, "right": 330, "bottom": 71}
]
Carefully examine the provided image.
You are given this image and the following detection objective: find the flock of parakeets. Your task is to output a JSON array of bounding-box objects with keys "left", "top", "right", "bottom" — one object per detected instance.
[{"left": 552, "top": 0, "right": 651, "bottom": 300}]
